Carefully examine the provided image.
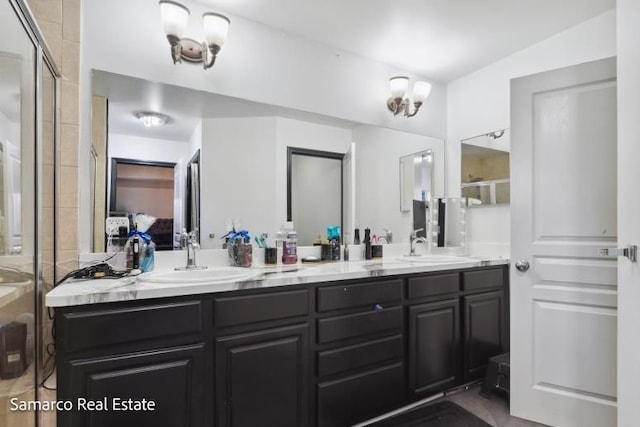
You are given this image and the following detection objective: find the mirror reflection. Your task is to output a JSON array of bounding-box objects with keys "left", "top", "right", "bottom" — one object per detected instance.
[
  {"left": 91, "top": 70, "right": 445, "bottom": 250},
  {"left": 461, "top": 129, "right": 510, "bottom": 206},
  {"left": 431, "top": 197, "right": 466, "bottom": 249},
  {"left": 288, "top": 148, "right": 345, "bottom": 246}
]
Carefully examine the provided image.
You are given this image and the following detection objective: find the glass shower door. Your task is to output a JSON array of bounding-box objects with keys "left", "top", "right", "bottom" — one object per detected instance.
[{"left": 0, "top": 1, "right": 37, "bottom": 426}]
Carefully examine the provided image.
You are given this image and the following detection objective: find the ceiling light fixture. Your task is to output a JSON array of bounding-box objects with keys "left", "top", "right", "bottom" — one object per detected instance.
[
  {"left": 158, "top": 0, "right": 230, "bottom": 70},
  {"left": 135, "top": 112, "right": 170, "bottom": 128},
  {"left": 387, "top": 76, "right": 432, "bottom": 118}
]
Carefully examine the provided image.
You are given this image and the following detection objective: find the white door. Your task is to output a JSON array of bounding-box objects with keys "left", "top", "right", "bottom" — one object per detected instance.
[
  {"left": 510, "top": 57, "right": 618, "bottom": 427},
  {"left": 617, "top": 2, "right": 640, "bottom": 426}
]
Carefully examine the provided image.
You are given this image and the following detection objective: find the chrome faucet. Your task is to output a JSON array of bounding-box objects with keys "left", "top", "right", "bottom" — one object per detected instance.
[
  {"left": 409, "top": 228, "right": 427, "bottom": 256},
  {"left": 176, "top": 229, "right": 207, "bottom": 271}
]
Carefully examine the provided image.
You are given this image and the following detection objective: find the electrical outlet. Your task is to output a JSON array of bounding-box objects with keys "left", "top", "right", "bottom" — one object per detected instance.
[{"left": 105, "top": 217, "right": 130, "bottom": 236}]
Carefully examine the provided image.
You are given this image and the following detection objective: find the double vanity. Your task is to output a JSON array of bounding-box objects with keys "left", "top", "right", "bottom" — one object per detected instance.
[{"left": 47, "top": 254, "right": 509, "bottom": 427}]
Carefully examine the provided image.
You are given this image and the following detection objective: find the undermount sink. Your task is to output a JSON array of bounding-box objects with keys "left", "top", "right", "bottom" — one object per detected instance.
[
  {"left": 397, "top": 254, "right": 473, "bottom": 264},
  {"left": 137, "top": 267, "right": 256, "bottom": 284}
]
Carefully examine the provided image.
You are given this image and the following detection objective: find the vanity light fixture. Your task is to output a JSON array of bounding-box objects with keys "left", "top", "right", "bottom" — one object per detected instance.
[
  {"left": 135, "top": 112, "right": 170, "bottom": 128},
  {"left": 387, "top": 76, "right": 432, "bottom": 118},
  {"left": 158, "top": 0, "right": 230, "bottom": 70}
]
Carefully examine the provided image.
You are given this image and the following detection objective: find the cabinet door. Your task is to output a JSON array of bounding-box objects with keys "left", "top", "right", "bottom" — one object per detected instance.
[
  {"left": 463, "top": 290, "right": 505, "bottom": 380},
  {"left": 408, "top": 298, "right": 460, "bottom": 399},
  {"left": 62, "top": 343, "right": 206, "bottom": 427},
  {"left": 215, "top": 323, "right": 309, "bottom": 427}
]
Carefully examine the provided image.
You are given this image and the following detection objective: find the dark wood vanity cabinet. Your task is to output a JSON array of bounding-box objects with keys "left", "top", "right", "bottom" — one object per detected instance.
[
  {"left": 315, "top": 279, "right": 405, "bottom": 427},
  {"left": 55, "top": 264, "right": 508, "bottom": 427},
  {"left": 64, "top": 344, "right": 206, "bottom": 427},
  {"left": 408, "top": 298, "right": 460, "bottom": 399},
  {"left": 55, "top": 300, "right": 210, "bottom": 427},
  {"left": 215, "top": 323, "right": 310, "bottom": 427}
]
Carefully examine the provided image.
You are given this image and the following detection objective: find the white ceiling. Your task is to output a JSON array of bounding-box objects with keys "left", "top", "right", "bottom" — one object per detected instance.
[
  {"left": 95, "top": 1, "right": 615, "bottom": 141},
  {"left": 197, "top": 0, "right": 614, "bottom": 81}
]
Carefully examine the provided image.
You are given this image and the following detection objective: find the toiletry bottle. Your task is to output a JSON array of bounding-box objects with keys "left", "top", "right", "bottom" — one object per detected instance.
[
  {"left": 330, "top": 239, "right": 340, "bottom": 260},
  {"left": 343, "top": 244, "right": 349, "bottom": 261},
  {"left": 364, "top": 228, "right": 372, "bottom": 260},
  {"left": 282, "top": 222, "right": 298, "bottom": 264},
  {"left": 354, "top": 228, "right": 360, "bottom": 245}
]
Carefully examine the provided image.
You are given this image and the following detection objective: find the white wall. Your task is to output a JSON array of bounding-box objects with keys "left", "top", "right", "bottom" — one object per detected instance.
[
  {"left": 108, "top": 133, "right": 191, "bottom": 235},
  {"left": 446, "top": 9, "right": 616, "bottom": 249},
  {"left": 616, "top": 1, "right": 640, "bottom": 425},
  {"left": 352, "top": 125, "right": 445, "bottom": 243}
]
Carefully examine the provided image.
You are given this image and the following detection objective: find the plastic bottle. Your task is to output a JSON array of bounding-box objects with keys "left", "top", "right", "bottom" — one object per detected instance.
[{"left": 281, "top": 222, "right": 298, "bottom": 264}]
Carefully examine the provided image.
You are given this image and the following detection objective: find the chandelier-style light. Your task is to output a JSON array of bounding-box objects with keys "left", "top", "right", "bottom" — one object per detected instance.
[
  {"left": 387, "top": 76, "right": 432, "bottom": 118},
  {"left": 159, "top": 1, "right": 230, "bottom": 69}
]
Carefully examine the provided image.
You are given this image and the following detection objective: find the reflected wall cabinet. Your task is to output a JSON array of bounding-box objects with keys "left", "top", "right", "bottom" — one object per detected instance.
[{"left": 0, "top": 1, "right": 59, "bottom": 427}]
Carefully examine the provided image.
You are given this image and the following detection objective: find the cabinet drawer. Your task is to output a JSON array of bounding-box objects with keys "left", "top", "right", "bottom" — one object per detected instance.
[
  {"left": 317, "top": 362, "right": 404, "bottom": 427},
  {"left": 214, "top": 289, "right": 309, "bottom": 327},
  {"left": 318, "top": 334, "right": 403, "bottom": 379},
  {"left": 317, "top": 306, "right": 402, "bottom": 344},
  {"left": 462, "top": 268, "right": 504, "bottom": 292},
  {"left": 317, "top": 279, "right": 402, "bottom": 312},
  {"left": 61, "top": 300, "right": 203, "bottom": 353},
  {"left": 407, "top": 273, "right": 459, "bottom": 299}
]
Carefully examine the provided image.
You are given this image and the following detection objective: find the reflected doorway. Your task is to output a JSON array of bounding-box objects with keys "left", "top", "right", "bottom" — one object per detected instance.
[{"left": 109, "top": 158, "right": 176, "bottom": 249}]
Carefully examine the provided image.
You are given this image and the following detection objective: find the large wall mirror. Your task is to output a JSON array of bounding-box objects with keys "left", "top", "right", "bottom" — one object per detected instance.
[
  {"left": 461, "top": 129, "right": 510, "bottom": 206},
  {"left": 89, "top": 70, "right": 445, "bottom": 251}
]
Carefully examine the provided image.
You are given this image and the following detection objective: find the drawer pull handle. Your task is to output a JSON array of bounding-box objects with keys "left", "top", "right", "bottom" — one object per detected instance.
[{"left": 372, "top": 304, "right": 383, "bottom": 311}]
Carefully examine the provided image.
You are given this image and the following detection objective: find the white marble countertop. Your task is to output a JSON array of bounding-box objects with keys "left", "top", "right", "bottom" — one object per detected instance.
[{"left": 45, "top": 254, "right": 509, "bottom": 308}]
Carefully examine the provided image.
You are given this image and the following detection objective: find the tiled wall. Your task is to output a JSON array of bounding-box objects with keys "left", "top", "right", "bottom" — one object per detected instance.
[
  {"left": 27, "top": 0, "right": 81, "bottom": 274},
  {"left": 24, "top": 1, "right": 81, "bottom": 426}
]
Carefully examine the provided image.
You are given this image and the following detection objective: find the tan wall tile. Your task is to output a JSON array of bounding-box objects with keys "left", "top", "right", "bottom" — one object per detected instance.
[
  {"left": 29, "top": 0, "right": 63, "bottom": 24},
  {"left": 57, "top": 208, "right": 78, "bottom": 250},
  {"left": 56, "top": 249, "right": 79, "bottom": 279},
  {"left": 60, "top": 124, "right": 79, "bottom": 166},
  {"left": 59, "top": 165, "right": 78, "bottom": 208},
  {"left": 62, "top": 0, "right": 80, "bottom": 42},
  {"left": 37, "top": 20, "right": 62, "bottom": 67},
  {"left": 61, "top": 81, "right": 79, "bottom": 125},
  {"left": 61, "top": 40, "right": 80, "bottom": 83}
]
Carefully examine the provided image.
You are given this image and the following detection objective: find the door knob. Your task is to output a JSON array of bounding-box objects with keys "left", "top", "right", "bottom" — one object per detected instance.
[{"left": 515, "top": 259, "right": 530, "bottom": 272}]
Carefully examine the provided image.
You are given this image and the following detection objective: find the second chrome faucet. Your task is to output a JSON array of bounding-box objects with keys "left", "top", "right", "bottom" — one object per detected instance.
[{"left": 409, "top": 228, "right": 427, "bottom": 256}]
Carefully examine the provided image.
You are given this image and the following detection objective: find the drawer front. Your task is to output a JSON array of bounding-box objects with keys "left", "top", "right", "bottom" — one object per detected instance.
[
  {"left": 318, "top": 334, "right": 403, "bottom": 379},
  {"left": 214, "top": 289, "right": 309, "bottom": 327},
  {"left": 317, "top": 279, "right": 402, "bottom": 312},
  {"left": 462, "top": 268, "right": 504, "bottom": 292},
  {"left": 61, "top": 301, "right": 203, "bottom": 353},
  {"left": 317, "top": 362, "right": 404, "bottom": 427},
  {"left": 407, "top": 273, "right": 459, "bottom": 299},
  {"left": 317, "top": 306, "right": 402, "bottom": 344}
]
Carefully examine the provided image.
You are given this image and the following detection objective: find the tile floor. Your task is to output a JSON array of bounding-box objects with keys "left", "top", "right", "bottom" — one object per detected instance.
[{"left": 439, "top": 385, "right": 549, "bottom": 427}]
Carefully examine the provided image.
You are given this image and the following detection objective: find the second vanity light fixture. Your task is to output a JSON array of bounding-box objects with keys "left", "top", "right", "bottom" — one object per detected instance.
[
  {"left": 158, "top": 0, "right": 230, "bottom": 70},
  {"left": 387, "top": 76, "right": 432, "bottom": 118}
]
